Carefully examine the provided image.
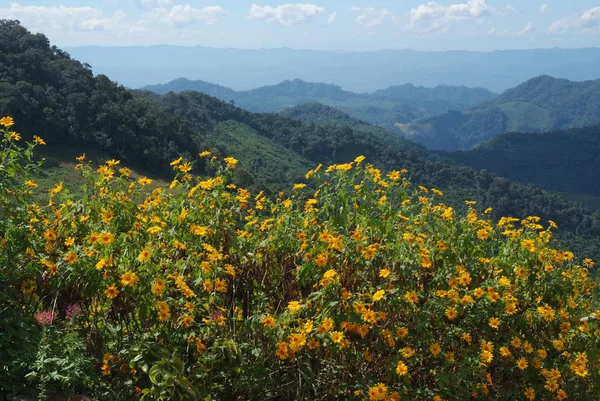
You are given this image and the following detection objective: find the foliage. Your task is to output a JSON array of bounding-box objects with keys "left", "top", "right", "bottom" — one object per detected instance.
[
  {"left": 405, "top": 75, "right": 600, "bottom": 151},
  {"left": 2, "top": 118, "right": 600, "bottom": 400}
]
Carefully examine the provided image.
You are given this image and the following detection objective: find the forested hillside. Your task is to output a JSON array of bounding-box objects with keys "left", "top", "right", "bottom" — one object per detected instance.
[
  {"left": 404, "top": 75, "right": 600, "bottom": 150},
  {"left": 446, "top": 125, "right": 600, "bottom": 197},
  {"left": 2, "top": 19, "right": 600, "bottom": 258},
  {"left": 144, "top": 77, "right": 496, "bottom": 131}
]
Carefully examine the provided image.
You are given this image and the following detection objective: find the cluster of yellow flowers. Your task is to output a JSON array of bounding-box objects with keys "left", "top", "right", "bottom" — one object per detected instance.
[{"left": 1, "top": 117, "right": 599, "bottom": 400}]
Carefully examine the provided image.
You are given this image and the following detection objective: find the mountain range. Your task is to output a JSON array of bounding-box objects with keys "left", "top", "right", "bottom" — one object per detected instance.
[
  {"left": 146, "top": 75, "right": 600, "bottom": 152},
  {"left": 66, "top": 46, "right": 600, "bottom": 93},
  {"left": 143, "top": 78, "right": 496, "bottom": 132}
]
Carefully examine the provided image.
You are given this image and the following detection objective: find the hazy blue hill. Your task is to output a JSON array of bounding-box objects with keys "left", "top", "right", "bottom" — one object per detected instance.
[
  {"left": 404, "top": 76, "right": 600, "bottom": 151},
  {"left": 67, "top": 45, "right": 600, "bottom": 93},
  {"left": 143, "top": 78, "right": 496, "bottom": 131},
  {"left": 446, "top": 124, "right": 600, "bottom": 197},
  {"left": 373, "top": 84, "right": 495, "bottom": 109},
  {"left": 144, "top": 78, "right": 236, "bottom": 99}
]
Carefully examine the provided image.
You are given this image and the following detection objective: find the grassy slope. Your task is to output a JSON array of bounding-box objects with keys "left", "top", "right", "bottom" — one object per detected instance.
[{"left": 33, "top": 145, "right": 171, "bottom": 202}]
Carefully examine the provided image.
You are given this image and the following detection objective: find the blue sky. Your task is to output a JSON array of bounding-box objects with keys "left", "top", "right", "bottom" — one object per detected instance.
[{"left": 1, "top": 0, "right": 599, "bottom": 50}]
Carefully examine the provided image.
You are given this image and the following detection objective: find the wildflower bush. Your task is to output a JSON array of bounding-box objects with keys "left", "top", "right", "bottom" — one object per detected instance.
[{"left": 1, "top": 116, "right": 599, "bottom": 400}]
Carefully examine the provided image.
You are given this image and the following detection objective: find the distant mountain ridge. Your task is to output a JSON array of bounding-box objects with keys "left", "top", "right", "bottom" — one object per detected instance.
[
  {"left": 143, "top": 78, "right": 497, "bottom": 131},
  {"left": 403, "top": 75, "right": 600, "bottom": 150},
  {"left": 67, "top": 45, "right": 600, "bottom": 93}
]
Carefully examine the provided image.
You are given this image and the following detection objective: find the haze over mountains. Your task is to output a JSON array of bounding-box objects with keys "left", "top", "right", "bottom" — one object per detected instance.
[
  {"left": 144, "top": 75, "right": 600, "bottom": 152},
  {"left": 143, "top": 78, "right": 497, "bottom": 132},
  {"left": 67, "top": 46, "right": 600, "bottom": 93}
]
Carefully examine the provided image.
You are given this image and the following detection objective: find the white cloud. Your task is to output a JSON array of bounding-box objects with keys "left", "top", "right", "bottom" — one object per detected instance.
[
  {"left": 0, "top": 3, "right": 124, "bottom": 31},
  {"left": 351, "top": 7, "right": 392, "bottom": 27},
  {"left": 248, "top": 4, "right": 326, "bottom": 26},
  {"left": 409, "top": 0, "right": 512, "bottom": 33},
  {"left": 327, "top": 12, "right": 337, "bottom": 24},
  {"left": 540, "top": 4, "right": 548, "bottom": 13},
  {"left": 135, "top": 0, "right": 173, "bottom": 7},
  {"left": 547, "top": 6, "right": 600, "bottom": 34},
  {"left": 130, "top": 4, "right": 227, "bottom": 30},
  {"left": 488, "top": 27, "right": 496, "bottom": 35},
  {"left": 166, "top": 5, "right": 227, "bottom": 27},
  {"left": 518, "top": 21, "right": 533, "bottom": 35}
]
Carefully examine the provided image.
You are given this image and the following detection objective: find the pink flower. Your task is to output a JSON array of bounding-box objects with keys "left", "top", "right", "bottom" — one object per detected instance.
[
  {"left": 66, "top": 304, "right": 82, "bottom": 320},
  {"left": 34, "top": 310, "right": 54, "bottom": 325}
]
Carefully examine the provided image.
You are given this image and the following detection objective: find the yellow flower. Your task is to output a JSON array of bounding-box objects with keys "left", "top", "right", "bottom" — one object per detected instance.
[
  {"left": 405, "top": 291, "right": 418, "bottom": 304},
  {"left": 516, "top": 357, "right": 528, "bottom": 370},
  {"left": 199, "top": 150, "right": 211, "bottom": 157},
  {"left": 314, "top": 252, "right": 328, "bottom": 267},
  {"left": 553, "top": 339, "right": 564, "bottom": 350},
  {"left": 372, "top": 290, "right": 385, "bottom": 302},
  {"left": 64, "top": 251, "right": 78, "bottom": 265},
  {"left": 275, "top": 342, "right": 288, "bottom": 360},
  {"left": 430, "top": 343, "right": 442, "bottom": 356},
  {"left": 215, "top": 278, "right": 228, "bottom": 293},
  {"left": 147, "top": 226, "right": 162, "bottom": 235},
  {"left": 138, "top": 177, "right": 152, "bottom": 186},
  {"left": 262, "top": 315, "right": 277, "bottom": 329},
  {"left": 0, "top": 116, "right": 15, "bottom": 127},
  {"left": 401, "top": 347, "right": 415, "bottom": 358},
  {"left": 445, "top": 307, "right": 458, "bottom": 320},
  {"left": 152, "top": 278, "right": 166, "bottom": 296},
  {"left": 379, "top": 268, "right": 390, "bottom": 278},
  {"left": 138, "top": 248, "right": 152, "bottom": 263},
  {"left": 387, "top": 170, "right": 401, "bottom": 181},
  {"left": 288, "top": 333, "right": 306, "bottom": 352},
  {"left": 318, "top": 317, "right": 334, "bottom": 333},
  {"left": 179, "top": 314, "right": 193, "bottom": 327},
  {"left": 120, "top": 272, "right": 139, "bottom": 287},
  {"left": 105, "top": 285, "right": 119, "bottom": 299},
  {"left": 499, "top": 346, "right": 512, "bottom": 358},
  {"left": 98, "top": 232, "right": 115, "bottom": 246},
  {"left": 330, "top": 331, "right": 344, "bottom": 344},
  {"left": 43, "top": 229, "right": 57, "bottom": 242},
  {"left": 293, "top": 183, "right": 306, "bottom": 190},
  {"left": 524, "top": 387, "right": 535, "bottom": 401},
  {"left": 396, "top": 327, "right": 409, "bottom": 339},
  {"left": 368, "top": 383, "right": 388, "bottom": 401},
  {"left": 224, "top": 157, "right": 238, "bottom": 168},
  {"left": 488, "top": 317, "right": 501, "bottom": 329},
  {"left": 395, "top": 360, "right": 408, "bottom": 376},
  {"left": 287, "top": 300, "right": 302, "bottom": 313},
  {"left": 33, "top": 135, "right": 46, "bottom": 145},
  {"left": 157, "top": 301, "right": 171, "bottom": 322}
]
